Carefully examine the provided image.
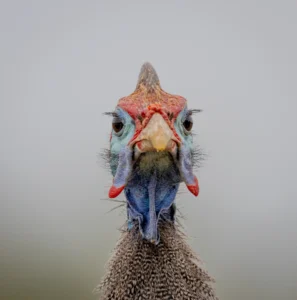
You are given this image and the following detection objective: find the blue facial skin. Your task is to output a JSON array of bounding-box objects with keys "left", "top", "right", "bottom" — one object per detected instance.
[
  {"left": 109, "top": 108, "right": 135, "bottom": 177},
  {"left": 109, "top": 107, "right": 194, "bottom": 243}
]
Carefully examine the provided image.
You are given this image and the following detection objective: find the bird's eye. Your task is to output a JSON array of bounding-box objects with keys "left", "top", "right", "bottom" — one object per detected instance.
[
  {"left": 183, "top": 117, "right": 193, "bottom": 132},
  {"left": 112, "top": 121, "right": 124, "bottom": 133}
]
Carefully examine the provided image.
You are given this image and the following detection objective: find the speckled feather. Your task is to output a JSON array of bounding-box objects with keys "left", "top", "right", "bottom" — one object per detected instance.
[{"left": 95, "top": 221, "right": 218, "bottom": 300}]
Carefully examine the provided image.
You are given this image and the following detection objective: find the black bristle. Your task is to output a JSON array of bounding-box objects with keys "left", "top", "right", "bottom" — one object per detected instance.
[
  {"left": 191, "top": 145, "right": 207, "bottom": 170},
  {"left": 98, "top": 148, "right": 112, "bottom": 171},
  {"left": 103, "top": 111, "right": 119, "bottom": 117},
  {"left": 189, "top": 109, "right": 203, "bottom": 115}
]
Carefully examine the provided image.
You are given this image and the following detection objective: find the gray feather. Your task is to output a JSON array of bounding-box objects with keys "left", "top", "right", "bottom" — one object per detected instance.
[{"left": 96, "top": 221, "right": 218, "bottom": 300}]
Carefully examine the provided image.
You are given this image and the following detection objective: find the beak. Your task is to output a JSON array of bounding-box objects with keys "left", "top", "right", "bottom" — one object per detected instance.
[{"left": 134, "top": 113, "right": 177, "bottom": 154}]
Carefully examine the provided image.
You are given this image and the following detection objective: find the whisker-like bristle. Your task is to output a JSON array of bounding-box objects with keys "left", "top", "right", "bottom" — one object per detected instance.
[
  {"left": 103, "top": 111, "right": 118, "bottom": 117},
  {"left": 100, "top": 198, "right": 126, "bottom": 203},
  {"left": 105, "top": 204, "right": 126, "bottom": 215},
  {"left": 190, "top": 108, "right": 203, "bottom": 115},
  {"left": 192, "top": 144, "right": 207, "bottom": 170},
  {"left": 98, "top": 148, "right": 112, "bottom": 172},
  {"left": 176, "top": 207, "right": 186, "bottom": 221}
]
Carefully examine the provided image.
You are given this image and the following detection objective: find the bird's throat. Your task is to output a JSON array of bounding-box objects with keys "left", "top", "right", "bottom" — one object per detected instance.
[{"left": 125, "top": 152, "right": 180, "bottom": 243}]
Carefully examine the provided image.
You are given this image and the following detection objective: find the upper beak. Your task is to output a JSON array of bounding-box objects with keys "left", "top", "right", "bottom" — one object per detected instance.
[{"left": 134, "top": 113, "right": 176, "bottom": 153}]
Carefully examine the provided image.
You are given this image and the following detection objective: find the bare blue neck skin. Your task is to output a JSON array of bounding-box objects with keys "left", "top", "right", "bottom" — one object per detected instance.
[{"left": 125, "top": 156, "right": 180, "bottom": 243}]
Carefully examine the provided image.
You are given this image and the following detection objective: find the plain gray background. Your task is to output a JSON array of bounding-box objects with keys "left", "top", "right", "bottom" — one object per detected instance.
[{"left": 1, "top": 1, "right": 297, "bottom": 299}]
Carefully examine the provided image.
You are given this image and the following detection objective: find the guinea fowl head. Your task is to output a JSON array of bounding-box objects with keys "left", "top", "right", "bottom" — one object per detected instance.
[{"left": 107, "top": 62, "right": 200, "bottom": 243}]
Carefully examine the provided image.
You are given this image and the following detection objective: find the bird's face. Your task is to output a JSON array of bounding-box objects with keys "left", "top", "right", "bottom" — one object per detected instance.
[{"left": 107, "top": 63, "right": 199, "bottom": 243}]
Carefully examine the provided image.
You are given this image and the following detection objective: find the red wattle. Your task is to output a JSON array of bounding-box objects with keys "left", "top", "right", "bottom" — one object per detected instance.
[
  {"left": 109, "top": 185, "right": 125, "bottom": 198},
  {"left": 186, "top": 176, "right": 199, "bottom": 197}
]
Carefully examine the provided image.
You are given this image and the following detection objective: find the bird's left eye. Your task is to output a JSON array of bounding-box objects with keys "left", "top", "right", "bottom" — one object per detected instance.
[
  {"left": 112, "top": 121, "right": 124, "bottom": 133},
  {"left": 183, "top": 116, "right": 193, "bottom": 132}
]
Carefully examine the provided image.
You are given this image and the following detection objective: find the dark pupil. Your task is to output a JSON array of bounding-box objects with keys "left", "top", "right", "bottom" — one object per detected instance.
[
  {"left": 112, "top": 122, "right": 124, "bottom": 133},
  {"left": 183, "top": 119, "right": 193, "bottom": 131}
]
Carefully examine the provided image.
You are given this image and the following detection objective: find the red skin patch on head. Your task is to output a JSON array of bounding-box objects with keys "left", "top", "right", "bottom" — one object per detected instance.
[
  {"left": 117, "top": 86, "right": 187, "bottom": 144},
  {"left": 117, "top": 87, "right": 186, "bottom": 145},
  {"left": 118, "top": 88, "right": 186, "bottom": 121}
]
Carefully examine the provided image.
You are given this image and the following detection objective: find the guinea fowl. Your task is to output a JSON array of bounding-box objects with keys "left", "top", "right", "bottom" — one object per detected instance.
[{"left": 96, "top": 63, "right": 218, "bottom": 300}]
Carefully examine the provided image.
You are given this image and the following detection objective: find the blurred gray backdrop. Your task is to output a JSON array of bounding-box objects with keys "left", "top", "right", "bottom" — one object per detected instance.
[{"left": 0, "top": 1, "right": 296, "bottom": 300}]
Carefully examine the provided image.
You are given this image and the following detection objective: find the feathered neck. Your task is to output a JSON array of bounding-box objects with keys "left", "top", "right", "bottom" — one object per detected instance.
[{"left": 96, "top": 221, "right": 218, "bottom": 300}]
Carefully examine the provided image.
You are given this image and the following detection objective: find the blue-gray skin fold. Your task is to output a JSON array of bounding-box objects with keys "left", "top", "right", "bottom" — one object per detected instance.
[{"left": 125, "top": 160, "right": 180, "bottom": 243}]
